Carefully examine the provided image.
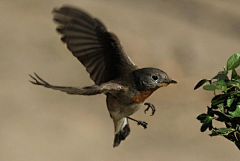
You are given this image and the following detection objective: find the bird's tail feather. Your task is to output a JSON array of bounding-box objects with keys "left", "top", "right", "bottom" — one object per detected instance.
[{"left": 113, "top": 117, "right": 130, "bottom": 147}]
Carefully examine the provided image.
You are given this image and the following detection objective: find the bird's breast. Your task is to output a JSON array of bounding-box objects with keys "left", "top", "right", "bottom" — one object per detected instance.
[{"left": 131, "top": 85, "right": 162, "bottom": 103}]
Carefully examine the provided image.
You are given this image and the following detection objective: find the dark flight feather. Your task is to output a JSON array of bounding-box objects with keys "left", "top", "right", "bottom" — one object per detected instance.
[{"left": 53, "top": 6, "right": 137, "bottom": 85}]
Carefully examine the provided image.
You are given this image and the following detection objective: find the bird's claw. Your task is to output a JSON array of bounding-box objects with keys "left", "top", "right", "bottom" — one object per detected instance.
[
  {"left": 127, "top": 117, "right": 148, "bottom": 129},
  {"left": 137, "top": 121, "right": 148, "bottom": 129},
  {"left": 144, "top": 103, "right": 156, "bottom": 116}
]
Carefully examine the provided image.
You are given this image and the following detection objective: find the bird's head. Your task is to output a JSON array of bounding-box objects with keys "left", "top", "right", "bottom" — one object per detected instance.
[{"left": 132, "top": 68, "right": 177, "bottom": 91}]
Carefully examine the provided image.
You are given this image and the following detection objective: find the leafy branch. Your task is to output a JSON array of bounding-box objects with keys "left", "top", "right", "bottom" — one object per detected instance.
[{"left": 194, "top": 53, "right": 240, "bottom": 150}]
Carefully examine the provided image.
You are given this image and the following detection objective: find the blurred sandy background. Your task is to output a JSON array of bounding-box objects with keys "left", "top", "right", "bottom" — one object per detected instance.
[{"left": 1, "top": 0, "right": 240, "bottom": 160}]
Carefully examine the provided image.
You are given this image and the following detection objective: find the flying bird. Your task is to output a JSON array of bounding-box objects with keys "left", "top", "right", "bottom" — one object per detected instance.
[{"left": 30, "top": 6, "right": 177, "bottom": 147}]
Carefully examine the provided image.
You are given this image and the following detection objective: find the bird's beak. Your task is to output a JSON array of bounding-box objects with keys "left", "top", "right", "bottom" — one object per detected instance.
[
  {"left": 169, "top": 79, "right": 177, "bottom": 84},
  {"left": 159, "top": 79, "right": 177, "bottom": 87}
]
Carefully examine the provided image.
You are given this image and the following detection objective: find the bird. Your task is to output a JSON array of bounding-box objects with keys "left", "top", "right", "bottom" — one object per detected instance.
[{"left": 29, "top": 5, "right": 177, "bottom": 147}]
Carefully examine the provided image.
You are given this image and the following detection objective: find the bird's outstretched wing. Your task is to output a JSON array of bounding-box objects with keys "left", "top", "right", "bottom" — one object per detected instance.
[
  {"left": 29, "top": 73, "right": 124, "bottom": 95},
  {"left": 53, "top": 6, "right": 137, "bottom": 85}
]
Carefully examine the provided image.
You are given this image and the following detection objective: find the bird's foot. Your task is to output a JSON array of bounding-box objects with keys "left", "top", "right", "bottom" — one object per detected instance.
[
  {"left": 137, "top": 121, "right": 148, "bottom": 129},
  {"left": 144, "top": 102, "right": 156, "bottom": 116},
  {"left": 127, "top": 117, "right": 148, "bottom": 129}
]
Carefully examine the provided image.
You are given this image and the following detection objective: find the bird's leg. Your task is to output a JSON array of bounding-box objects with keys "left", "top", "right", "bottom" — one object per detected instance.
[
  {"left": 127, "top": 117, "right": 148, "bottom": 129},
  {"left": 144, "top": 102, "right": 155, "bottom": 116}
]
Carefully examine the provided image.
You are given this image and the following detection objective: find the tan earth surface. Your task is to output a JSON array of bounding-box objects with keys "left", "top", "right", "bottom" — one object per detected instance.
[{"left": 1, "top": 0, "right": 240, "bottom": 160}]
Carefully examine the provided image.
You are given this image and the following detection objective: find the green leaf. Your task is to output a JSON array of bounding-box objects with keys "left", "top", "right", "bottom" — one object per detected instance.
[
  {"left": 207, "top": 106, "right": 214, "bottom": 117},
  {"left": 215, "top": 80, "right": 238, "bottom": 89},
  {"left": 210, "top": 130, "right": 219, "bottom": 136},
  {"left": 225, "top": 122, "right": 232, "bottom": 127},
  {"left": 216, "top": 103, "right": 224, "bottom": 110},
  {"left": 222, "top": 86, "right": 227, "bottom": 91},
  {"left": 217, "top": 128, "right": 235, "bottom": 135},
  {"left": 229, "top": 105, "right": 240, "bottom": 117},
  {"left": 218, "top": 71, "right": 228, "bottom": 75},
  {"left": 201, "top": 122, "right": 210, "bottom": 132},
  {"left": 211, "top": 94, "right": 228, "bottom": 106},
  {"left": 198, "top": 114, "right": 214, "bottom": 132},
  {"left": 194, "top": 79, "right": 209, "bottom": 90},
  {"left": 227, "top": 97, "right": 235, "bottom": 107},
  {"left": 203, "top": 84, "right": 221, "bottom": 91},
  {"left": 212, "top": 74, "right": 229, "bottom": 80},
  {"left": 196, "top": 113, "right": 208, "bottom": 121},
  {"left": 228, "top": 80, "right": 239, "bottom": 85},
  {"left": 232, "top": 68, "right": 238, "bottom": 80},
  {"left": 213, "top": 111, "right": 230, "bottom": 122},
  {"left": 227, "top": 53, "right": 240, "bottom": 71},
  {"left": 216, "top": 80, "right": 228, "bottom": 86},
  {"left": 236, "top": 125, "right": 240, "bottom": 132},
  {"left": 200, "top": 118, "right": 213, "bottom": 132}
]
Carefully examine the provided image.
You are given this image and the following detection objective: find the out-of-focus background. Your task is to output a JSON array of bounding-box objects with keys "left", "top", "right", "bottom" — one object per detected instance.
[{"left": 1, "top": 0, "right": 240, "bottom": 160}]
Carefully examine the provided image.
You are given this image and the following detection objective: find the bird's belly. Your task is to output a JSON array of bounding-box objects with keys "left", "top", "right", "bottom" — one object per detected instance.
[
  {"left": 107, "top": 94, "right": 144, "bottom": 120},
  {"left": 110, "top": 103, "right": 144, "bottom": 120},
  {"left": 123, "top": 102, "right": 144, "bottom": 115}
]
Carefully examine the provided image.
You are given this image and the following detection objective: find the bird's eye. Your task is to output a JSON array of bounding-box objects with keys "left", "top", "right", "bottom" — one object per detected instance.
[{"left": 152, "top": 75, "right": 158, "bottom": 80}]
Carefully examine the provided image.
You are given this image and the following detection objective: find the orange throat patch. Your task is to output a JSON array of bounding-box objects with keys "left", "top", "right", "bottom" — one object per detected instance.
[{"left": 131, "top": 83, "right": 169, "bottom": 103}]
